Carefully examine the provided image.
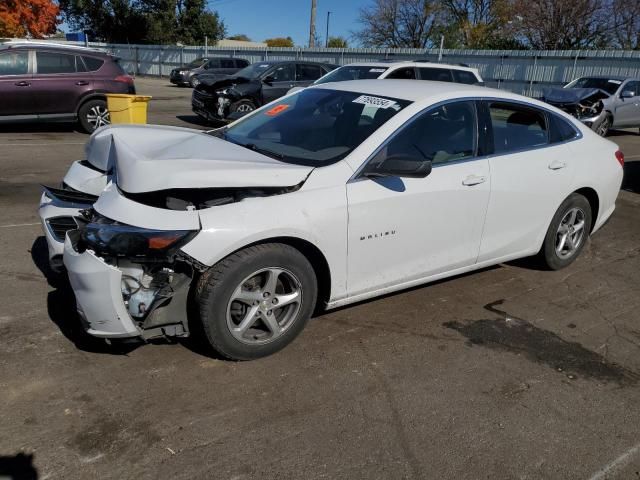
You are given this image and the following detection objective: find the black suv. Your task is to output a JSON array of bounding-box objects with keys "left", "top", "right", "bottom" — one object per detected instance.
[
  {"left": 192, "top": 60, "right": 336, "bottom": 122},
  {"left": 170, "top": 57, "right": 249, "bottom": 88},
  {"left": 0, "top": 42, "right": 135, "bottom": 132}
]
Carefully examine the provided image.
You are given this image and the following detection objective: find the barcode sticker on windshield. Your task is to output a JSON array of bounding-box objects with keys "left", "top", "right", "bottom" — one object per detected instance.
[{"left": 352, "top": 95, "right": 398, "bottom": 109}]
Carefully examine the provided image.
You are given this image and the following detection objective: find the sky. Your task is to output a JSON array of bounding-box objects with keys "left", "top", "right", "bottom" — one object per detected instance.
[{"left": 209, "top": 0, "right": 369, "bottom": 47}]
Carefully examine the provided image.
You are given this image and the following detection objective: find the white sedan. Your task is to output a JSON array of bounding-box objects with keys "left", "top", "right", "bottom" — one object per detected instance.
[{"left": 39, "top": 80, "right": 624, "bottom": 360}]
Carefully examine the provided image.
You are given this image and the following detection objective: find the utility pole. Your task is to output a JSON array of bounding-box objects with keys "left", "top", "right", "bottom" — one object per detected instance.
[
  {"left": 309, "top": 0, "right": 317, "bottom": 48},
  {"left": 325, "top": 11, "right": 331, "bottom": 47}
]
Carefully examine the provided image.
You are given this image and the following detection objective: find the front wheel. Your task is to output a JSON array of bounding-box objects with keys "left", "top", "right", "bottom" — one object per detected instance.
[
  {"left": 198, "top": 244, "right": 317, "bottom": 360},
  {"left": 78, "top": 99, "right": 110, "bottom": 133},
  {"left": 189, "top": 76, "right": 200, "bottom": 88},
  {"left": 540, "top": 193, "right": 592, "bottom": 270},
  {"left": 229, "top": 99, "right": 256, "bottom": 116},
  {"left": 596, "top": 113, "right": 612, "bottom": 137}
]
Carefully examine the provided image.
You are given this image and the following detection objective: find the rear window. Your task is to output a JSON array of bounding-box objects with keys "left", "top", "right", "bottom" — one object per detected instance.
[
  {"left": 82, "top": 56, "right": 105, "bottom": 72},
  {"left": 452, "top": 70, "right": 479, "bottom": 85},
  {"left": 0, "top": 50, "right": 28, "bottom": 75},
  {"left": 489, "top": 102, "right": 548, "bottom": 154},
  {"left": 36, "top": 51, "right": 76, "bottom": 74}
]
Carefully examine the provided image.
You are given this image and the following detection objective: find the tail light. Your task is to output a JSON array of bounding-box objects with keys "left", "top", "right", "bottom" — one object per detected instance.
[
  {"left": 114, "top": 74, "right": 134, "bottom": 85},
  {"left": 615, "top": 150, "right": 624, "bottom": 168}
]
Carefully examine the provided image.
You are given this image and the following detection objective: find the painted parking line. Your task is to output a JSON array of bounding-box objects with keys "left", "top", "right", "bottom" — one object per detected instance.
[
  {"left": 0, "top": 142, "right": 85, "bottom": 147},
  {"left": 587, "top": 442, "right": 640, "bottom": 480},
  {"left": 0, "top": 222, "right": 41, "bottom": 228}
]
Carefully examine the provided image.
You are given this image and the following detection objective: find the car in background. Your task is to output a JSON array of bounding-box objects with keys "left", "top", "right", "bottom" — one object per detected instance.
[
  {"left": 0, "top": 41, "right": 135, "bottom": 132},
  {"left": 192, "top": 60, "right": 336, "bottom": 122},
  {"left": 287, "top": 61, "right": 484, "bottom": 94},
  {"left": 541, "top": 76, "right": 640, "bottom": 136},
  {"left": 41, "top": 80, "right": 623, "bottom": 360},
  {"left": 170, "top": 57, "right": 249, "bottom": 88}
]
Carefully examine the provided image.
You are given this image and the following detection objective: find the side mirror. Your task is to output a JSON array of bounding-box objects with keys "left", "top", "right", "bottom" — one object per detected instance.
[
  {"left": 621, "top": 90, "right": 635, "bottom": 99},
  {"left": 363, "top": 154, "right": 432, "bottom": 179},
  {"left": 263, "top": 75, "right": 275, "bottom": 85}
]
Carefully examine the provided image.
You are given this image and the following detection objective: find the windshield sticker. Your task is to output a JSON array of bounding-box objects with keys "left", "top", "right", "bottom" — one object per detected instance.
[
  {"left": 608, "top": 79, "right": 622, "bottom": 84},
  {"left": 369, "top": 68, "right": 386, "bottom": 73},
  {"left": 352, "top": 95, "right": 399, "bottom": 110},
  {"left": 266, "top": 104, "right": 290, "bottom": 116}
]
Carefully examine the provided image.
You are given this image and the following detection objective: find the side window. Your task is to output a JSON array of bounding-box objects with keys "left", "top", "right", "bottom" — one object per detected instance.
[
  {"left": 370, "top": 101, "right": 476, "bottom": 167},
  {"left": 75, "top": 56, "right": 88, "bottom": 72},
  {"left": 386, "top": 67, "right": 416, "bottom": 80},
  {"left": 418, "top": 68, "right": 453, "bottom": 82},
  {"left": 82, "top": 56, "right": 104, "bottom": 72},
  {"left": 297, "top": 64, "right": 323, "bottom": 81},
  {"left": 220, "top": 59, "right": 235, "bottom": 68},
  {"left": 548, "top": 114, "right": 580, "bottom": 143},
  {"left": 0, "top": 50, "right": 29, "bottom": 75},
  {"left": 623, "top": 81, "right": 639, "bottom": 97},
  {"left": 235, "top": 59, "right": 249, "bottom": 68},
  {"left": 205, "top": 59, "right": 219, "bottom": 69},
  {"left": 489, "top": 102, "right": 548, "bottom": 154},
  {"left": 452, "top": 70, "right": 478, "bottom": 85},
  {"left": 36, "top": 51, "right": 76, "bottom": 74},
  {"left": 268, "top": 63, "right": 295, "bottom": 82}
]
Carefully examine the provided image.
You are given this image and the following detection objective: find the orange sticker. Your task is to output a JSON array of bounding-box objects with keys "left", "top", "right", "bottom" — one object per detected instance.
[{"left": 266, "top": 104, "right": 290, "bottom": 116}]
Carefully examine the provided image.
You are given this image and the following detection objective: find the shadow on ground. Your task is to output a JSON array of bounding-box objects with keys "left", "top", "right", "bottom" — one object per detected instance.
[
  {"left": 0, "top": 453, "right": 38, "bottom": 480},
  {"left": 0, "top": 122, "right": 82, "bottom": 134},
  {"left": 30, "top": 236, "right": 139, "bottom": 355},
  {"left": 622, "top": 161, "right": 640, "bottom": 193},
  {"left": 176, "top": 114, "right": 224, "bottom": 129}
]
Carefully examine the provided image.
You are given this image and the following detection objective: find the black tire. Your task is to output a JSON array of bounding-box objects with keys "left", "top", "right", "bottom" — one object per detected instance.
[
  {"left": 229, "top": 99, "right": 256, "bottom": 115},
  {"left": 78, "top": 99, "right": 110, "bottom": 133},
  {"left": 189, "top": 76, "right": 200, "bottom": 88},
  {"left": 540, "top": 193, "right": 592, "bottom": 270},
  {"left": 596, "top": 113, "right": 612, "bottom": 137},
  {"left": 198, "top": 243, "right": 317, "bottom": 360}
]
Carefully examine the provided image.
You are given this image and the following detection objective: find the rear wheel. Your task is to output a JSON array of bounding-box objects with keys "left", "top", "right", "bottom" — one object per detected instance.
[
  {"left": 540, "top": 193, "right": 592, "bottom": 270},
  {"left": 78, "top": 99, "right": 110, "bottom": 133},
  {"left": 198, "top": 244, "right": 317, "bottom": 360}
]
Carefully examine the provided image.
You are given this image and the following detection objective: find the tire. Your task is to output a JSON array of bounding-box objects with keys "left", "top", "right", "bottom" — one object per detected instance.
[
  {"left": 198, "top": 243, "right": 318, "bottom": 360},
  {"left": 540, "top": 193, "right": 592, "bottom": 270},
  {"left": 596, "top": 113, "right": 612, "bottom": 137},
  {"left": 189, "top": 76, "right": 200, "bottom": 88},
  {"left": 229, "top": 99, "right": 256, "bottom": 115},
  {"left": 78, "top": 99, "right": 110, "bottom": 133}
]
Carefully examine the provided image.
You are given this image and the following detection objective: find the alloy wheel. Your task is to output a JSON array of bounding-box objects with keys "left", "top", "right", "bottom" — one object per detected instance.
[
  {"left": 596, "top": 116, "right": 611, "bottom": 136},
  {"left": 555, "top": 207, "right": 586, "bottom": 259},
  {"left": 226, "top": 267, "right": 303, "bottom": 345},
  {"left": 86, "top": 105, "right": 110, "bottom": 130},
  {"left": 236, "top": 103, "right": 254, "bottom": 113}
]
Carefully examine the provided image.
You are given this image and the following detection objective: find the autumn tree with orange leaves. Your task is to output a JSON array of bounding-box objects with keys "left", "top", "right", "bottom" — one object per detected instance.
[{"left": 0, "top": 0, "right": 60, "bottom": 38}]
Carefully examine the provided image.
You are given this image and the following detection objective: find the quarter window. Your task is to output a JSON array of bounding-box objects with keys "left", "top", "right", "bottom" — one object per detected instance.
[
  {"left": 371, "top": 100, "right": 477, "bottom": 168},
  {"left": 82, "top": 56, "right": 104, "bottom": 71},
  {"left": 548, "top": 114, "right": 579, "bottom": 143},
  {"left": 0, "top": 51, "right": 28, "bottom": 75},
  {"left": 418, "top": 68, "right": 453, "bottom": 82},
  {"left": 36, "top": 51, "right": 76, "bottom": 74},
  {"left": 488, "top": 102, "right": 548, "bottom": 154},
  {"left": 387, "top": 67, "right": 416, "bottom": 80}
]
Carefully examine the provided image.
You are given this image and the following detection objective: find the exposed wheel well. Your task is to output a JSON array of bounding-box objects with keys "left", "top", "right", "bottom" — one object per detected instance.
[
  {"left": 76, "top": 94, "right": 107, "bottom": 115},
  {"left": 233, "top": 237, "right": 331, "bottom": 313},
  {"left": 574, "top": 187, "right": 599, "bottom": 232}
]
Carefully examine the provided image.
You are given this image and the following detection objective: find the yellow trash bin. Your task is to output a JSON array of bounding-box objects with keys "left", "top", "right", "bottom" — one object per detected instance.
[{"left": 106, "top": 94, "right": 152, "bottom": 124}]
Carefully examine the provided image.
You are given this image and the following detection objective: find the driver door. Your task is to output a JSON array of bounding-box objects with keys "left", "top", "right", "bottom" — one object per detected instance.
[
  {"left": 346, "top": 100, "right": 491, "bottom": 297},
  {"left": 261, "top": 63, "right": 296, "bottom": 104},
  {"left": 614, "top": 81, "right": 640, "bottom": 127}
]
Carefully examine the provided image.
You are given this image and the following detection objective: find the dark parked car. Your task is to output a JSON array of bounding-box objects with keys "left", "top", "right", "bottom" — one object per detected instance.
[
  {"left": 170, "top": 57, "right": 249, "bottom": 88},
  {"left": 191, "top": 60, "right": 336, "bottom": 122},
  {"left": 0, "top": 42, "right": 135, "bottom": 132}
]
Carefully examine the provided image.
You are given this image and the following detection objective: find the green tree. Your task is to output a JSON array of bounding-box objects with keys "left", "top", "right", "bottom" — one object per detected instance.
[
  {"left": 327, "top": 36, "right": 348, "bottom": 48},
  {"left": 264, "top": 36, "right": 294, "bottom": 47},
  {"left": 228, "top": 33, "right": 251, "bottom": 41}
]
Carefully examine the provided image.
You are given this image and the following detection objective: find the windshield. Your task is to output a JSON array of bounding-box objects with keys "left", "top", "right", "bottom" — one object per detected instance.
[
  {"left": 185, "top": 58, "right": 207, "bottom": 69},
  {"left": 234, "top": 62, "right": 274, "bottom": 79},
  {"left": 314, "top": 65, "right": 388, "bottom": 85},
  {"left": 566, "top": 77, "right": 622, "bottom": 95},
  {"left": 220, "top": 88, "right": 411, "bottom": 166}
]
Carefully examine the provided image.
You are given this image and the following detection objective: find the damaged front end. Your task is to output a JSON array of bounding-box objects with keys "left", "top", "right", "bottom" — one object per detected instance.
[
  {"left": 542, "top": 87, "right": 610, "bottom": 130},
  {"left": 64, "top": 211, "right": 203, "bottom": 341}
]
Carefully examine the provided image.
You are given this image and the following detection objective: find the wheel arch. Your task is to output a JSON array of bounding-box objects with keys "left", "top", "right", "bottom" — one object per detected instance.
[
  {"left": 573, "top": 187, "right": 599, "bottom": 232},
  {"left": 76, "top": 92, "right": 107, "bottom": 115}
]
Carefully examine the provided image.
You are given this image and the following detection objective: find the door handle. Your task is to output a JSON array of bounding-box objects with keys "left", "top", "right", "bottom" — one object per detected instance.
[
  {"left": 75, "top": 80, "right": 89, "bottom": 86},
  {"left": 15, "top": 81, "right": 30, "bottom": 87},
  {"left": 462, "top": 175, "right": 487, "bottom": 186},
  {"left": 548, "top": 160, "right": 567, "bottom": 170}
]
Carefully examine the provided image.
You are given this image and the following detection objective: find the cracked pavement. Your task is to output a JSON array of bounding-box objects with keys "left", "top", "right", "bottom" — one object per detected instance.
[{"left": 1, "top": 78, "right": 640, "bottom": 479}]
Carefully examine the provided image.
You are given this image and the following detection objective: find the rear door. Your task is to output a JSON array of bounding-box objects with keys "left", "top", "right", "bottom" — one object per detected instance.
[
  {"left": 32, "top": 50, "right": 93, "bottom": 115},
  {"left": 477, "top": 101, "right": 575, "bottom": 262},
  {"left": 385, "top": 67, "right": 417, "bottom": 80},
  {"left": 219, "top": 58, "right": 237, "bottom": 75},
  {"left": 295, "top": 63, "right": 324, "bottom": 88},
  {"left": 0, "top": 49, "right": 33, "bottom": 116},
  {"left": 417, "top": 67, "right": 453, "bottom": 82},
  {"left": 261, "top": 63, "right": 296, "bottom": 103}
]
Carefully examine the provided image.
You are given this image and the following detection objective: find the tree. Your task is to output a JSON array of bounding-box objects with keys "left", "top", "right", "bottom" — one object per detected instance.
[
  {"left": 264, "top": 36, "right": 294, "bottom": 47},
  {"left": 0, "top": 0, "right": 59, "bottom": 38},
  {"left": 228, "top": 34, "right": 251, "bottom": 41},
  {"left": 327, "top": 36, "right": 348, "bottom": 48},
  {"left": 354, "top": 0, "right": 441, "bottom": 48},
  {"left": 610, "top": 0, "right": 640, "bottom": 49}
]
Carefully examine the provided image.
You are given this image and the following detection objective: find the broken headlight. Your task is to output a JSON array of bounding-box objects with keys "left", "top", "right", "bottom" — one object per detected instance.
[{"left": 80, "top": 223, "right": 196, "bottom": 257}]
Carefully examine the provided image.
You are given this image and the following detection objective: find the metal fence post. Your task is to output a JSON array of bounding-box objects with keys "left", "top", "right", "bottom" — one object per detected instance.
[
  {"left": 135, "top": 46, "right": 139, "bottom": 76},
  {"left": 158, "top": 48, "right": 163, "bottom": 77},
  {"left": 528, "top": 55, "right": 538, "bottom": 96}
]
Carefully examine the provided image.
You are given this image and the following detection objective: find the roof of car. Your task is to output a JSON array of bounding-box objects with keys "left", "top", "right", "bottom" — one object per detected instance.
[
  {"left": 338, "top": 61, "right": 479, "bottom": 73},
  {"left": 310, "top": 79, "right": 509, "bottom": 102},
  {"left": 0, "top": 41, "right": 110, "bottom": 56}
]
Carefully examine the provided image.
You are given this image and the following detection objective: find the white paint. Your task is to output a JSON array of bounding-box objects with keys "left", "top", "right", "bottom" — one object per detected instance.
[
  {"left": 0, "top": 222, "right": 40, "bottom": 228},
  {"left": 587, "top": 442, "right": 640, "bottom": 480}
]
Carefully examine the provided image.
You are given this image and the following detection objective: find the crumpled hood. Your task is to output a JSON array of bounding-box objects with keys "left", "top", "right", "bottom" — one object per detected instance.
[
  {"left": 543, "top": 87, "right": 609, "bottom": 104},
  {"left": 85, "top": 124, "right": 313, "bottom": 194},
  {"left": 198, "top": 75, "right": 253, "bottom": 92}
]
